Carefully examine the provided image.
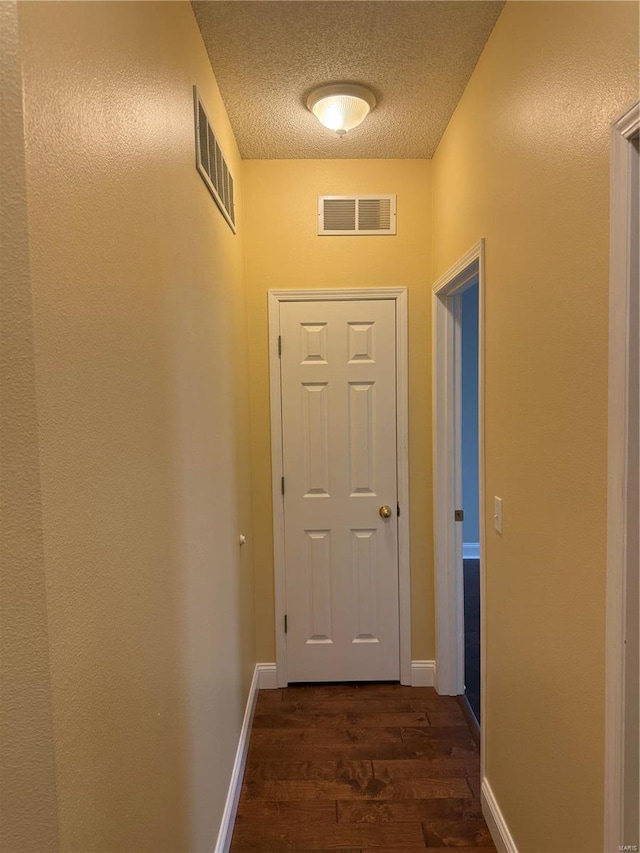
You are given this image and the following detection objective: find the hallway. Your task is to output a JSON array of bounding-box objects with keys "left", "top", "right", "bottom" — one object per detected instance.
[
  {"left": 231, "top": 684, "right": 494, "bottom": 851},
  {"left": 3, "top": 2, "right": 638, "bottom": 851}
]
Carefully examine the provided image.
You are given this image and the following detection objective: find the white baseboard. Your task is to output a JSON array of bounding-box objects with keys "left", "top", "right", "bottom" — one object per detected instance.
[
  {"left": 256, "top": 662, "right": 435, "bottom": 688},
  {"left": 256, "top": 663, "right": 278, "bottom": 689},
  {"left": 256, "top": 660, "right": 436, "bottom": 690},
  {"left": 481, "top": 777, "right": 519, "bottom": 853},
  {"left": 463, "top": 542, "right": 480, "bottom": 559},
  {"left": 214, "top": 665, "right": 260, "bottom": 853},
  {"left": 410, "top": 660, "right": 436, "bottom": 687}
]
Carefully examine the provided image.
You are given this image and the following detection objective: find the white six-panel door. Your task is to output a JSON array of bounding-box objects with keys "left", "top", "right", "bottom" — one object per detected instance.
[{"left": 279, "top": 299, "right": 400, "bottom": 682}]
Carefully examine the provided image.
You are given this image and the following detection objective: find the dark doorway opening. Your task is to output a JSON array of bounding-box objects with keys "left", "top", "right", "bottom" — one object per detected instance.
[{"left": 461, "top": 282, "right": 480, "bottom": 723}]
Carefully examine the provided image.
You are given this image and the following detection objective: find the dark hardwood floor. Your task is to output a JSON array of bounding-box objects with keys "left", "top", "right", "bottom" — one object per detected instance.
[{"left": 230, "top": 683, "right": 496, "bottom": 852}]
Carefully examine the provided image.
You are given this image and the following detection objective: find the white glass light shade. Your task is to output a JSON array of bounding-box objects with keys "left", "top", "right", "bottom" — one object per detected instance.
[{"left": 307, "top": 84, "right": 376, "bottom": 136}]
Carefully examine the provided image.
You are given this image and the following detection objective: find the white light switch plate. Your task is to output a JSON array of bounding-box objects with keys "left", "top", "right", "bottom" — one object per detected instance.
[{"left": 494, "top": 497, "right": 503, "bottom": 534}]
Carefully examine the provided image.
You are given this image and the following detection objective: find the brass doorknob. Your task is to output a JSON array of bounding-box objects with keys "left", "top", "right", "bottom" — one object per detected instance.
[{"left": 379, "top": 505, "right": 392, "bottom": 519}]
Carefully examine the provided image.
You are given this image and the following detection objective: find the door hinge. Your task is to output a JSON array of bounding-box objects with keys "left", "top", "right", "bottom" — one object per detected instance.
[
  {"left": 278, "top": 335, "right": 282, "bottom": 357},
  {"left": 397, "top": 502, "right": 400, "bottom": 517},
  {"left": 284, "top": 614, "right": 288, "bottom": 634},
  {"left": 281, "top": 476, "right": 285, "bottom": 496},
  {"left": 454, "top": 509, "right": 464, "bottom": 522}
]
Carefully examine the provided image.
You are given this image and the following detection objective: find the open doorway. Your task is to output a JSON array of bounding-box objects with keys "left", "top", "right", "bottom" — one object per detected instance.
[
  {"left": 432, "top": 239, "right": 485, "bottom": 741},
  {"left": 461, "top": 282, "right": 480, "bottom": 723}
]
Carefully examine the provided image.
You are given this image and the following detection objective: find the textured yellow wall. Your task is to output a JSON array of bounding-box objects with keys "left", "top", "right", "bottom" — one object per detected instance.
[
  {"left": 431, "top": 3, "right": 639, "bottom": 851},
  {"left": 15, "top": 2, "right": 255, "bottom": 850},
  {"left": 0, "top": 4, "right": 59, "bottom": 850},
  {"left": 242, "top": 159, "right": 434, "bottom": 663}
]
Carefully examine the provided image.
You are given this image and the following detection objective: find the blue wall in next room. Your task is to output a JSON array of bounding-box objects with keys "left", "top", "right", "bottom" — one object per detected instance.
[{"left": 461, "top": 282, "right": 479, "bottom": 546}]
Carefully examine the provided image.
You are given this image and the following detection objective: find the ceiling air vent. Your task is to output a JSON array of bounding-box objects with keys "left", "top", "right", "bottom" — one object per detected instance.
[
  {"left": 193, "top": 86, "right": 236, "bottom": 233},
  {"left": 318, "top": 195, "right": 396, "bottom": 236}
]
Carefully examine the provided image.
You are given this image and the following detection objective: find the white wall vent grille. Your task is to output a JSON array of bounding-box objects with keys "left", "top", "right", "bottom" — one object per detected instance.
[
  {"left": 318, "top": 195, "right": 396, "bottom": 236},
  {"left": 193, "top": 87, "right": 236, "bottom": 233}
]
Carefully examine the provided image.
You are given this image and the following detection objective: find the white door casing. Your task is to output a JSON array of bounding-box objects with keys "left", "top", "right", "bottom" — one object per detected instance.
[
  {"left": 268, "top": 289, "right": 411, "bottom": 686},
  {"left": 431, "top": 241, "right": 486, "bottom": 767},
  {"left": 605, "top": 100, "right": 640, "bottom": 853}
]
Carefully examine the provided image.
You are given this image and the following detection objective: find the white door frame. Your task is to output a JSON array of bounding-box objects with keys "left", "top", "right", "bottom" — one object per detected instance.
[
  {"left": 604, "top": 99, "right": 639, "bottom": 853},
  {"left": 431, "top": 240, "right": 486, "bottom": 719},
  {"left": 268, "top": 288, "right": 411, "bottom": 687}
]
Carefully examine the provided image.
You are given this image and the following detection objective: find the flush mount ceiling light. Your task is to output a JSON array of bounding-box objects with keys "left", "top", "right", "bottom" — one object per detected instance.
[{"left": 306, "top": 83, "right": 377, "bottom": 137}]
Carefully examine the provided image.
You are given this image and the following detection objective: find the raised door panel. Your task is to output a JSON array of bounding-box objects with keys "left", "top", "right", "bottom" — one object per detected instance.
[
  {"left": 302, "top": 383, "right": 330, "bottom": 498},
  {"left": 351, "top": 528, "right": 379, "bottom": 644},
  {"left": 304, "top": 529, "right": 333, "bottom": 644},
  {"left": 348, "top": 382, "right": 376, "bottom": 497}
]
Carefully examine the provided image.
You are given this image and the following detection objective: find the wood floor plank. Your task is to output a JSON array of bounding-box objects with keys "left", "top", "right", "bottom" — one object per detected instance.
[
  {"left": 373, "top": 758, "right": 479, "bottom": 780},
  {"left": 249, "top": 727, "right": 403, "bottom": 746},
  {"left": 252, "top": 710, "right": 429, "bottom": 728},
  {"left": 244, "top": 759, "right": 373, "bottom": 782},
  {"left": 277, "top": 687, "right": 458, "bottom": 708},
  {"left": 401, "top": 726, "right": 477, "bottom": 743},
  {"left": 241, "top": 777, "right": 471, "bottom": 801},
  {"left": 256, "top": 688, "right": 284, "bottom": 704},
  {"left": 247, "top": 738, "right": 473, "bottom": 761},
  {"left": 398, "top": 735, "right": 478, "bottom": 760},
  {"left": 422, "top": 818, "right": 496, "bottom": 848},
  {"left": 255, "top": 699, "right": 446, "bottom": 717},
  {"left": 235, "top": 799, "right": 337, "bottom": 823},
  {"left": 337, "top": 797, "right": 481, "bottom": 823},
  {"left": 425, "top": 706, "right": 468, "bottom": 726},
  {"left": 231, "top": 821, "right": 426, "bottom": 850},
  {"left": 362, "top": 849, "right": 472, "bottom": 853}
]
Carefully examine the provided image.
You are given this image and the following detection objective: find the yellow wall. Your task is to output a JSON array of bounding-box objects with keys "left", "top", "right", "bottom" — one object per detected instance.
[
  {"left": 242, "top": 159, "right": 434, "bottom": 663},
  {"left": 0, "top": 4, "right": 59, "bottom": 850},
  {"left": 431, "top": 2, "right": 639, "bottom": 851},
  {"left": 8, "top": 2, "right": 255, "bottom": 850}
]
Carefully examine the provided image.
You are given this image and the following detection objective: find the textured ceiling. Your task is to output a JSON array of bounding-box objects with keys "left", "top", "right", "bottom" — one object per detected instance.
[{"left": 191, "top": 1, "right": 504, "bottom": 159}]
